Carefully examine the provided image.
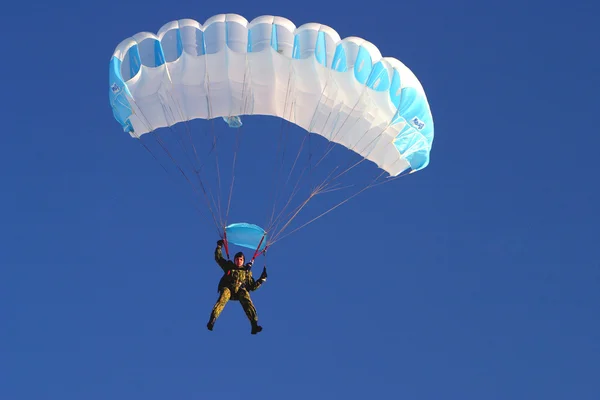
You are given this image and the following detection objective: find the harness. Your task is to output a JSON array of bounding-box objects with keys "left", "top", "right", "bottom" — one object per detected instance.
[{"left": 220, "top": 264, "right": 252, "bottom": 295}]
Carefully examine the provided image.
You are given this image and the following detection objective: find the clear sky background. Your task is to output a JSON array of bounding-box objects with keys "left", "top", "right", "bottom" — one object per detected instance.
[{"left": 1, "top": 0, "right": 599, "bottom": 399}]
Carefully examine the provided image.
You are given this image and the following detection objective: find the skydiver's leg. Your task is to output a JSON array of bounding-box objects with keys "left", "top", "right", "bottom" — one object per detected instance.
[
  {"left": 237, "top": 289, "right": 262, "bottom": 334},
  {"left": 207, "top": 287, "right": 231, "bottom": 330}
]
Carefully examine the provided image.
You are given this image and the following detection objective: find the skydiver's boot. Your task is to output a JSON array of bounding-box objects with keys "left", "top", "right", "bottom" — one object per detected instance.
[
  {"left": 207, "top": 317, "right": 216, "bottom": 331},
  {"left": 251, "top": 321, "right": 263, "bottom": 335}
]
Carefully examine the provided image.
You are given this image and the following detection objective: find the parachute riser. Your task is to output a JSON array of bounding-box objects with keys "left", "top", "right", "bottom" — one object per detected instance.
[
  {"left": 251, "top": 233, "right": 268, "bottom": 263},
  {"left": 223, "top": 229, "right": 231, "bottom": 259}
]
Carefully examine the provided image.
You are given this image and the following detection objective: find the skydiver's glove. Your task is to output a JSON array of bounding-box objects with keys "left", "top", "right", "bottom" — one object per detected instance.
[
  {"left": 217, "top": 239, "right": 224, "bottom": 247},
  {"left": 258, "top": 267, "right": 268, "bottom": 283}
]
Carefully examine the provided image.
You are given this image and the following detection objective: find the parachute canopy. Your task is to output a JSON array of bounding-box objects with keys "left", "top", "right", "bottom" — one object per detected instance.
[{"left": 109, "top": 13, "right": 434, "bottom": 176}]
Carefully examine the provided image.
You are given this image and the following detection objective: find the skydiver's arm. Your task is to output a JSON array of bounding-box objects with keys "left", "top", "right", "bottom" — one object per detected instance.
[
  {"left": 214, "top": 244, "right": 229, "bottom": 271},
  {"left": 247, "top": 266, "right": 267, "bottom": 291},
  {"left": 246, "top": 274, "right": 261, "bottom": 291}
]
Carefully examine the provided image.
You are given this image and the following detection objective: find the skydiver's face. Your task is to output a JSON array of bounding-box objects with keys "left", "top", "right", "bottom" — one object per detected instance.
[{"left": 234, "top": 256, "right": 244, "bottom": 267}]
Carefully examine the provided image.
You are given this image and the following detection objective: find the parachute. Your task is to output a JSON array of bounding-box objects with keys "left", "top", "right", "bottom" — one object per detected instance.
[{"left": 108, "top": 13, "right": 434, "bottom": 254}]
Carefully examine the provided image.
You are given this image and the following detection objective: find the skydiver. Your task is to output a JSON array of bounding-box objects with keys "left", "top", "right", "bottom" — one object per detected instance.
[{"left": 206, "top": 239, "right": 268, "bottom": 334}]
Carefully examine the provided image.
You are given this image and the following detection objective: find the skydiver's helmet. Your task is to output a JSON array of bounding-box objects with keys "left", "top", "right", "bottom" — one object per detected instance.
[{"left": 234, "top": 252, "right": 245, "bottom": 261}]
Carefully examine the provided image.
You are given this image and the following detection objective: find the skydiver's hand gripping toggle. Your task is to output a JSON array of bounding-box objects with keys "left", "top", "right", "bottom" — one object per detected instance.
[{"left": 258, "top": 266, "right": 267, "bottom": 283}]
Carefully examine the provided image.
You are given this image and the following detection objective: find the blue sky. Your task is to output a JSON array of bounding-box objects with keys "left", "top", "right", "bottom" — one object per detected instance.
[{"left": 2, "top": 0, "right": 599, "bottom": 399}]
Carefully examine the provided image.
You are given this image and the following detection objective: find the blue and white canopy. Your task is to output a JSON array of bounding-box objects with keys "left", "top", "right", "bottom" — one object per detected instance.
[{"left": 109, "top": 13, "right": 434, "bottom": 176}]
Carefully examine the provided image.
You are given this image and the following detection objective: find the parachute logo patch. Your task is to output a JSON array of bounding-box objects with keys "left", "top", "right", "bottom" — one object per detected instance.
[
  {"left": 411, "top": 116, "right": 425, "bottom": 130},
  {"left": 111, "top": 83, "right": 121, "bottom": 94}
]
